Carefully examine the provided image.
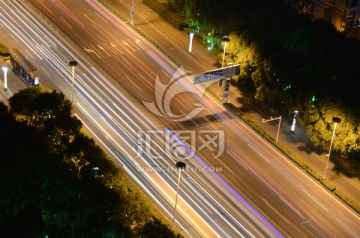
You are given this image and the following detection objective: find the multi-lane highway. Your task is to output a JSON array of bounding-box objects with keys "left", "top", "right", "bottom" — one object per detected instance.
[{"left": 1, "top": 0, "right": 359, "bottom": 237}]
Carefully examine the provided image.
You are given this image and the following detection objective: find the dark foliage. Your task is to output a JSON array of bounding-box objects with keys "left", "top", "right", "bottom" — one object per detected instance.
[
  {"left": 0, "top": 87, "right": 178, "bottom": 237},
  {"left": 159, "top": 0, "right": 360, "bottom": 175}
]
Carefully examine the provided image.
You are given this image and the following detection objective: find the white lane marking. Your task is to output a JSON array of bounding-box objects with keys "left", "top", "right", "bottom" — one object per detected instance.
[
  {"left": 122, "top": 39, "right": 135, "bottom": 52},
  {"left": 217, "top": 159, "right": 234, "bottom": 174},
  {"left": 110, "top": 42, "right": 124, "bottom": 54},
  {"left": 302, "top": 189, "right": 329, "bottom": 212},
  {"left": 261, "top": 197, "right": 290, "bottom": 224},
  {"left": 83, "top": 13, "right": 97, "bottom": 25},
  {"left": 179, "top": 109, "right": 198, "bottom": 126},
  {"left": 125, "top": 74, "right": 142, "bottom": 91},
  {"left": 41, "top": 66, "right": 51, "bottom": 76},
  {"left": 94, "top": 11, "right": 108, "bottom": 24},
  {"left": 58, "top": 15, "right": 73, "bottom": 29},
  {"left": 25, "top": 49, "right": 34, "bottom": 59},
  {"left": 98, "top": 44, "right": 111, "bottom": 57},
  {"left": 204, "top": 107, "right": 221, "bottom": 121},
  {"left": 161, "top": 69, "right": 170, "bottom": 79},
  {"left": 84, "top": 47, "right": 102, "bottom": 59},
  {"left": 10, "top": 34, "right": 19, "bottom": 43},
  {"left": 226, "top": 150, "right": 248, "bottom": 170},
  {"left": 247, "top": 143, "right": 271, "bottom": 164},
  {"left": 280, "top": 196, "right": 305, "bottom": 220}
]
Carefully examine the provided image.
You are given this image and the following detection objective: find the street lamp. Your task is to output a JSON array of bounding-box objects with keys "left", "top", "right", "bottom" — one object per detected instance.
[
  {"left": 221, "top": 37, "right": 230, "bottom": 68},
  {"left": 323, "top": 117, "right": 341, "bottom": 180},
  {"left": 2, "top": 66, "right": 8, "bottom": 91},
  {"left": 262, "top": 116, "right": 282, "bottom": 143},
  {"left": 188, "top": 31, "right": 194, "bottom": 53},
  {"left": 172, "top": 161, "right": 186, "bottom": 227},
  {"left": 69, "top": 61, "right": 78, "bottom": 103},
  {"left": 130, "top": 0, "right": 135, "bottom": 24},
  {"left": 291, "top": 110, "right": 299, "bottom": 132}
]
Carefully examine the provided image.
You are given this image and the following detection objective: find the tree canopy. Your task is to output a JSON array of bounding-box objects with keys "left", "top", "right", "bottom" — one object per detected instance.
[
  {"left": 0, "top": 87, "right": 180, "bottom": 237},
  {"left": 155, "top": 0, "right": 360, "bottom": 176}
]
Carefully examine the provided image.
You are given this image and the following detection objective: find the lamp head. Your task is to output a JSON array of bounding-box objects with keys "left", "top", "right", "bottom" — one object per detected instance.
[
  {"left": 2, "top": 66, "right": 8, "bottom": 73},
  {"left": 333, "top": 117, "right": 341, "bottom": 124},
  {"left": 176, "top": 161, "right": 186, "bottom": 170},
  {"left": 69, "top": 61, "right": 78, "bottom": 67},
  {"left": 222, "top": 37, "right": 230, "bottom": 44}
]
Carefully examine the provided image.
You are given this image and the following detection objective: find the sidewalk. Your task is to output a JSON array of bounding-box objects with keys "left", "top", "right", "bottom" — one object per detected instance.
[
  {"left": 0, "top": 57, "right": 28, "bottom": 104},
  {"left": 102, "top": 0, "right": 360, "bottom": 212}
]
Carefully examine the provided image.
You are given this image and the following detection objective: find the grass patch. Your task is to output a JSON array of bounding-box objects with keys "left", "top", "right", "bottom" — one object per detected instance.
[
  {"left": 0, "top": 38, "right": 9, "bottom": 55},
  {"left": 143, "top": 0, "right": 184, "bottom": 29}
]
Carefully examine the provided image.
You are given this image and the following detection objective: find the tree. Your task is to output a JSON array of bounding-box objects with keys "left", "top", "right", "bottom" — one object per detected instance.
[
  {"left": 138, "top": 216, "right": 181, "bottom": 238},
  {"left": 177, "top": 0, "right": 360, "bottom": 172},
  {"left": 307, "top": 100, "right": 360, "bottom": 156},
  {"left": 9, "top": 87, "right": 82, "bottom": 157},
  {"left": 2, "top": 88, "right": 180, "bottom": 236}
]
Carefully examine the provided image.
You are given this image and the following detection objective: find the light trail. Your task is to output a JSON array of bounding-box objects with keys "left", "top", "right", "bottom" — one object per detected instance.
[
  {"left": 165, "top": 128, "right": 283, "bottom": 238},
  {"left": 2, "top": 0, "right": 359, "bottom": 237}
]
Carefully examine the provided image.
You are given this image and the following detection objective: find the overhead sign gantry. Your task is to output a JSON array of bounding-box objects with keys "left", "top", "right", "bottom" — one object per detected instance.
[
  {"left": 193, "top": 64, "right": 239, "bottom": 85},
  {"left": 193, "top": 64, "right": 239, "bottom": 103}
]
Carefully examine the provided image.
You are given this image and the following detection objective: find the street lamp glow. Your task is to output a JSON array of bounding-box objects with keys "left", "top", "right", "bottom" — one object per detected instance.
[
  {"left": 2, "top": 66, "right": 8, "bottom": 90},
  {"left": 172, "top": 161, "right": 186, "bottom": 227},
  {"left": 323, "top": 117, "right": 341, "bottom": 180},
  {"left": 291, "top": 110, "right": 299, "bottom": 132},
  {"left": 69, "top": 61, "right": 78, "bottom": 103},
  {"left": 189, "top": 32, "right": 194, "bottom": 53},
  {"left": 222, "top": 37, "right": 230, "bottom": 67}
]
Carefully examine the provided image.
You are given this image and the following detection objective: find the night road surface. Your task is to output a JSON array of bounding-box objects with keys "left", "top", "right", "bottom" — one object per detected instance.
[{"left": 1, "top": 0, "right": 359, "bottom": 237}]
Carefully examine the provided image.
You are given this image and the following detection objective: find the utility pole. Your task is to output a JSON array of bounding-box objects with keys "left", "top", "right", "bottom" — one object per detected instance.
[{"left": 262, "top": 116, "right": 282, "bottom": 143}]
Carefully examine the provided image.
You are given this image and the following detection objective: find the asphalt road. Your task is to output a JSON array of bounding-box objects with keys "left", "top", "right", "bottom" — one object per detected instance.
[{"left": 1, "top": 0, "right": 359, "bottom": 237}]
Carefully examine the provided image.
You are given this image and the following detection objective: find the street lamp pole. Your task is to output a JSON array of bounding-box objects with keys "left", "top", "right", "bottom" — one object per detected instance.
[
  {"left": 222, "top": 37, "right": 230, "bottom": 68},
  {"left": 189, "top": 31, "right": 194, "bottom": 53},
  {"left": 262, "top": 116, "right": 282, "bottom": 143},
  {"left": 69, "top": 61, "right": 78, "bottom": 103},
  {"left": 218, "top": 37, "right": 230, "bottom": 95},
  {"left": 323, "top": 117, "right": 341, "bottom": 180},
  {"left": 130, "top": 0, "right": 135, "bottom": 24},
  {"left": 2, "top": 66, "right": 8, "bottom": 91},
  {"left": 172, "top": 161, "right": 186, "bottom": 227}
]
